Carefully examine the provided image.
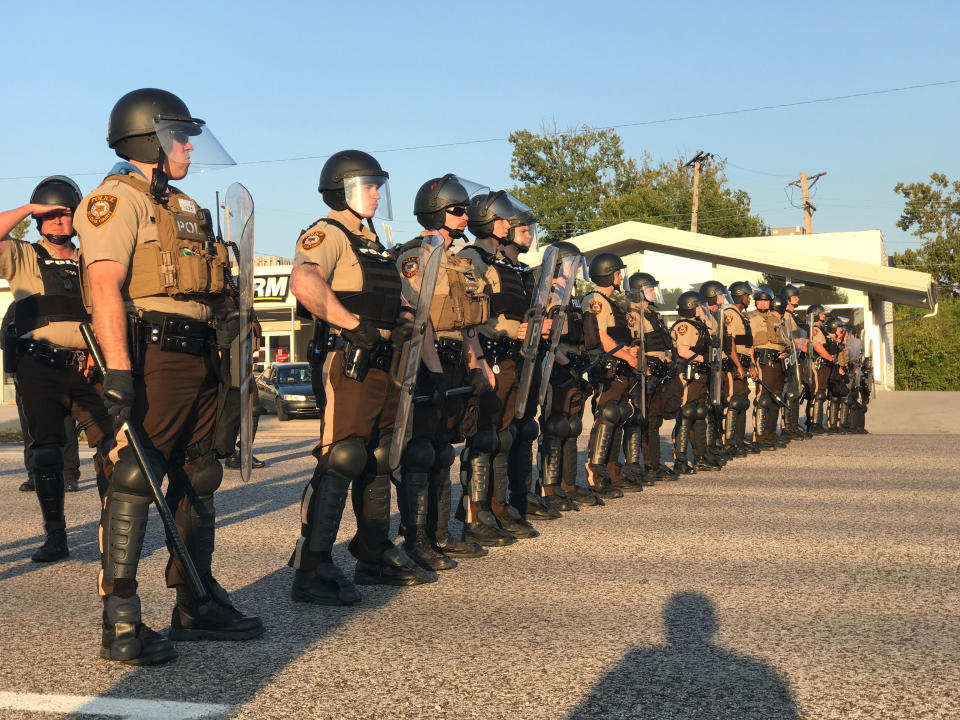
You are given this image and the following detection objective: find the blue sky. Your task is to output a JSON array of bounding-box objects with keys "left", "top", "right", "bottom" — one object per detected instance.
[{"left": 2, "top": 1, "right": 958, "bottom": 258}]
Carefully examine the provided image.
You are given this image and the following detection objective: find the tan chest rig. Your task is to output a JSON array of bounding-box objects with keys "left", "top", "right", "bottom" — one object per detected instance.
[
  {"left": 429, "top": 251, "right": 490, "bottom": 332},
  {"left": 82, "top": 174, "right": 233, "bottom": 310}
]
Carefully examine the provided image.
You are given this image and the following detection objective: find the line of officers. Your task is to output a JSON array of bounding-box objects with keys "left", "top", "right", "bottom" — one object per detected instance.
[{"left": 0, "top": 88, "right": 870, "bottom": 667}]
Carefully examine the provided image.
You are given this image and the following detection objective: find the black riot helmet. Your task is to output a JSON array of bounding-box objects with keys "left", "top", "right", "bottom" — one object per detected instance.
[
  {"left": 627, "top": 272, "right": 664, "bottom": 306},
  {"left": 753, "top": 285, "right": 774, "bottom": 302},
  {"left": 588, "top": 252, "right": 627, "bottom": 288},
  {"left": 467, "top": 190, "right": 516, "bottom": 241},
  {"left": 413, "top": 174, "right": 487, "bottom": 238},
  {"left": 29, "top": 176, "right": 82, "bottom": 244},
  {"left": 808, "top": 304, "right": 826, "bottom": 321},
  {"left": 780, "top": 283, "right": 803, "bottom": 306},
  {"left": 823, "top": 316, "right": 844, "bottom": 334},
  {"left": 699, "top": 280, "right": 730, "bottom": 307},
  {"left": 318, "top": 149, "right": 391, "bottom": 220},
  {"left": 728, "top": 281, "right": 755, "bottom": 307},
  {"left": 108, "top": 88, "right": 201, "bottom": 162},
  {"left": 770, "top": 295, "right": 788, "bottom": 315},
  {"left": 548, "top": 241, "right": 587, "bottom": 280},
  {"left": 677, "top": 291, "right": 707, "bottom": 319}
]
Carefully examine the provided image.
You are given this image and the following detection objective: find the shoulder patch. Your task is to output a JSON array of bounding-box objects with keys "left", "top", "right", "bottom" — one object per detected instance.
[
  {"left": 676, "top": 323, "right": 688, "bottom": 335},
  {"left": 627, "top": 313, "right": 637, "bottom": 328},
  {"left": 301, "top": 231, "right": 325, "bottom": 250},
  {"left": 401, "top": 257, "right": 420, "bottom": 278},
  {"left": 724, "top": 313, "right": 733, "bottom": 324},
  {"left": 86, "top": 195, "right": 119, "bottom": 227},
  {"left": 588, "top": 299, "right": 603, "bottom": 315}
]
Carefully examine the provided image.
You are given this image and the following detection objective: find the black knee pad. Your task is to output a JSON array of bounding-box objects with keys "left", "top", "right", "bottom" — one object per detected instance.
[
  {"left": 371, "top": 430, "right": 393, "bottom": 475},
  {"left": 567, "top": 414, "right": 582, "bottom": 438},
  {"left": 497, "top": 426, "right": 516, "bottom": 454},
  {"left": 729, "top": 394, "right": 749, "bottom": 412},
  {"left": 815, "top": 389, "right": 828, "bottom": 401},
  {"left": 403, "top": 438, "right": 436, "bottom": 472},
  {"left": 434, "top": 443, "right": 455, "bottom": 469},
  {"left": 618, "top": 402, "right": 632, "bottom": 423},
  {"left": 680, "top": 403, "right": 699, "bottom": 420},
  {"left": 33, "top": 444, "right": 63, "bottom": 476},
  {"left": 188, "top": 452, "right": 223, "bottom": 495},
  {"left": 111, "top": 455, "right": 153, "bottom": 496},
  {"left": 599, "top": 402, "right": 621, "bottom": 424},
  {"left": 515, "top": 418, "right": 539, "bottom": 444},
  {"left": 544, "top": 413, "right": 570, "bottom": 438},
  {"left": 327, "top": 437, "right": 369, "bottom": 478},
  {"left": 695, "top": 403, "right": 709, "bottom": 420},
  {"left": 756, "top": 394, "right": 774, "bottom": 409},
  {"left": 469, "top": 428, "right": 498, "bottom": 454}
]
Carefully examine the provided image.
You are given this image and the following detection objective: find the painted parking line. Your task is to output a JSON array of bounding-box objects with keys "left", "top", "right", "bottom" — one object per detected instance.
[{"left": 0, "top": 692, "right": 232, "bottom": 719}]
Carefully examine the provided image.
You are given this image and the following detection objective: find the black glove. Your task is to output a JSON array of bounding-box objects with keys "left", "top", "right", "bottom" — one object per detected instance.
[
  {"left": 468, "top": 367, "right": 492, "bottom": 394},
  {"left": 102, "top": 369, "right": 135, "bottom": 422},
  {"left": 391, "top": 321, "right": 413, "bottom": 351},
  {"left": 214, "top": 308, "right": 240, "bottom": 348},
  {"left": 341, "top": 320, "right": 381, "bottom": 351},
  {"left": 427, "top": 370, "right": 447, "bottom": 407}
]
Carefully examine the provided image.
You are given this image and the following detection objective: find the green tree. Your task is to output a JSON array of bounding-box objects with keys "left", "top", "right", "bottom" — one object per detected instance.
[
  {"left": 11, "top": 218, "right": 30, "bottom": 240},
  {"left": 892, "top": 172, "right": 960, "bottom": 290},
  {"left": 893, "top": 297, "right": 960, "bottom": 390},
  {"left": 508, "top": 125, "right": 767, "bottom": 243}
]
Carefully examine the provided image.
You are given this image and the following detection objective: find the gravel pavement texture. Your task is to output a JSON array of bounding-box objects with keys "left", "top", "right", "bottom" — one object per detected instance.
[{"left": 0, "top": 393, "right": 957, "bottom": 719}]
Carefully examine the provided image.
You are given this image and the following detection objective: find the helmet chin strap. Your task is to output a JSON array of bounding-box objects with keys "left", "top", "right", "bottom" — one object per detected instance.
[
  {"left": 42, "top": 232, "right": 75, "bottom": 245},
  {"left": 442, "top": 224, "right": 464, "bottom": 240},
  {"left": 150, "top": 147, "right": 170, "bottom": 202}
]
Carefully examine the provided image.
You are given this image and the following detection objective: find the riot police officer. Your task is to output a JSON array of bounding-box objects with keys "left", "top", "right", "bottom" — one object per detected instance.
[
  {"left": 806, "top": 304, "right": 830, "bottom": 433},
  {"left": 582, "top": 253, "right": 643, "bottom": 495},
  {"left": 748, "top": 286, "right": 787, "bottom": 450},
  {"left": 76, "top": 88, "right": 262, "bottom": 665},
  {"left": 457, "top": 191, "right": 540, "bottom": 544},
  {"left": 698, "top": 280, "right": 733, "bottom": 463},
  {"left": 0, "top": 176, "right": 114, "bottom": 562},
  {"left": 821, "top": 316, "right": 849, "bottom": 433},
  {"left": 626, "top": 272, "right": 681, "bottom": 480},
  {"left": 670, "top": 292, "right": 719, "bottom": 474},
  {"left": 289, "top": 149, "right": 435, "bottom": 603},
  {"left": 778, "top": 285, "right": 807, "bottom": 439},
  {"left": 722, "top": 282, "right": 758, "bottom": 454},
  {"left": 394, "top": 174, "right": 494, "bottom": 569}
]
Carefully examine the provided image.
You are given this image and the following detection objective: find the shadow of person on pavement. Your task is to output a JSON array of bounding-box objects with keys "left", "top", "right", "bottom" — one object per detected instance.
[{"left": 568, "top": 591, "right": 802, "bottom": 720}]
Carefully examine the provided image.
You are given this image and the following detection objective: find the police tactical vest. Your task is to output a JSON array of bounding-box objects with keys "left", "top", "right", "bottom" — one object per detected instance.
[
  {"left": 731, "top": 306, "right": 753, "bottom": 349},
  {"left": 319, "top": 218, "right": 402, "bottom": 329},
  {"left": 398, "top": 237, "right": 489, "bottom": 331},
  {"left": 643, "top": 308, "right": 672, "bottom": 353},
  {"left": 487, "top": 253, "right": 529, "bottom": 322},
  {"left": 672, "top": 317, "right": 711, "bottom": 358},
  {"left": 583, "top": 291, "right": 631, "bottom": 350},
  {"left": 14, "top": 244, "right": 89, "bottom": 334},
  {"left": 560, "top": 298, "right": 584, "bottom": 346},
  {"left": 81, "top": 174, "right": 233, "bottom": 311}
]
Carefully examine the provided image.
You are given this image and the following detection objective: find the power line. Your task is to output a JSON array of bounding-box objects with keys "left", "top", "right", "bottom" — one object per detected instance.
[{"left": 2, "top": 79, "right": 957, "bottom": 182}]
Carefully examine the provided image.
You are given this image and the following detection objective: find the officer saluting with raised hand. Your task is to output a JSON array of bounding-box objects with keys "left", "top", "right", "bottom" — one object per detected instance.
[
  {"left": 0, "top": 176, "right": 114, "bottom": 562},
  {"left": 76, "top": 88, "right": 262, "bottom": 666},
  {"left": 288, "top": 150, "right": 434, "bottom": 606},
  {"left": 394, "top": 174, "right": 494, "bottom": 570}
]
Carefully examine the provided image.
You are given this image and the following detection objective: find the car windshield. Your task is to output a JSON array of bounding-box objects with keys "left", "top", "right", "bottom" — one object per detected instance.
[{"left": 277, "top": 366, "right": 310, "bottom": 385}]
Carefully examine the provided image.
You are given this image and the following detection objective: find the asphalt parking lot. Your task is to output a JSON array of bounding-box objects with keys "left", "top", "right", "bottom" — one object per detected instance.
[{"left": 0, "top": 393, "right": 957, "bottom": 719}]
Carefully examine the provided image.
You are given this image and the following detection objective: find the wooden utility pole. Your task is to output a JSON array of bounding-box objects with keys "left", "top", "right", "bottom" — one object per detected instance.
[
  {"left": 685, "top": 150, "right": 713, "bottom": 233},
  {"left": 786, "top": 171, "right": 826, "bottom": 234}
]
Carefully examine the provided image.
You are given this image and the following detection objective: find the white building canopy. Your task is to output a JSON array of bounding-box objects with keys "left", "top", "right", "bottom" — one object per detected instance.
[{"left": 546, "top": 222, "right": 937, "bottom": 309}]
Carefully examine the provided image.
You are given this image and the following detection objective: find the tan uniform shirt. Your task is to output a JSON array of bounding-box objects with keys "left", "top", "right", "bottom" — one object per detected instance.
[
  {"left": 671, "top": 318, "right": 706, "bottom": 358},
  {"left": 748, "top": 310, "right": 785, "bottom": 351},
  {"left": 0, "top": 238, "right": 85, "bottom": 348},
  {"left": 723, "top": 306, "right": 748, "bottom": 357},
  {"left": 293, "top": 210, "right": 395, "bottom": 338},
  {"left": 629, "top": 307, "right": 671, "bottom": 362},
  {"left": 75, "top": 172, "right": 214, "bottom": 321},
  {"left": 584, "top": 291, "right": 616, "bottom": 337}
]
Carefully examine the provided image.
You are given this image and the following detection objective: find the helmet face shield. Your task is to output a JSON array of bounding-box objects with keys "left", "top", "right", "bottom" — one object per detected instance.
[
  {"left": 506, "top": 194, "right": 539, "bottom": 252},
  {"left": 344, "top": 174, "right": 392, "bottom": 221},
  {"left": 714, "top": 289, "right": 732, "bottom": 307},
  {"left": 627, "top": 282, "right": 664, "bottom": 306},
  {"left": 154, "top": 117, "right": 235, "bottom": 171},
  {"left": 451, "top": 177, "right": 489, "bottom": 204}
]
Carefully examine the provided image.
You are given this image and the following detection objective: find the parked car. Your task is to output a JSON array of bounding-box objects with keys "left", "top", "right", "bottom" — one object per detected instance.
[{"left": 256, "top": 362, "right": 318, "bottom": 421}]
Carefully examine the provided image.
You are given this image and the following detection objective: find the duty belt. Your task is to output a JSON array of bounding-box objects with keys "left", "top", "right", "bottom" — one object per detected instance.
[
  {"left": 684, "top": 360, "right": 711, "bottom": 381},
  {"left": 479, "top": 335, "right": 521, "bottom": 363},
  {"left": 17, "top": 338, "right": 85, "bottom": 369},
  {"left": 435, "top": 337, "right": 463, "bottom": 367},
  {"left": 325, "top": 333, "right": 394, "bottom": 371},
  {"left": 754, "top": 348, "right": 782, "bottom": 366},
  {"left": 140, "top": 313, "right": 216, "bottom": 356}
]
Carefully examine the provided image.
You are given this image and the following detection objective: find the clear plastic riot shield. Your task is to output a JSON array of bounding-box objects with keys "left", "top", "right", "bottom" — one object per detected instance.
[
  {"left": 224, "top": 183, "right": 255, "bottom": 483},
  {"left": 388, "top": 232, "right": 445, "bottom": 469},
  {"left": 515, "top": 244, "right": 560, "bottom": 415},
  {"left": 536, "top": 253, "right": 584, "bottom": 409}
]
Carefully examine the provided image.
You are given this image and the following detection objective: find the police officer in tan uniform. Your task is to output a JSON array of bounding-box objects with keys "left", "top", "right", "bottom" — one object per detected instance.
[
  {"left": 806, "top": 304, "right": 830, "bottom": 434},
  {"left": 747, "top": 286, "right": 787, "bottom": 450},
  {"left": 582, "top": 253, "right": 642, "bottom": 496},
  {"left": 821, "top": 316, "right": 849, "bottom": 433},
  {"left": 778, "top": 285, "right": 807, "bottom": 439},
  {"left": 723, "top": 281, "right": 758, "bottom": 454},
  {"left": 289, "top": 150, "right": 434, "bottom": 605},
  {"left": 394, "top": 174, "right": 494, "bottom": 569},
  {"left": 670, "top": 292, "right": 720, "bottom": 474},
  {"left": 77, "top": 88, "right": 262, "bottom": 666},
  {"left": 626, "top": 272, "right": 682, "bottom": 481},
  {"left": 457, "top": 191, "right": 541, "bottom": 543},
  {"left": 0, "top": 176, "right": 114, "bottom": 562}
]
